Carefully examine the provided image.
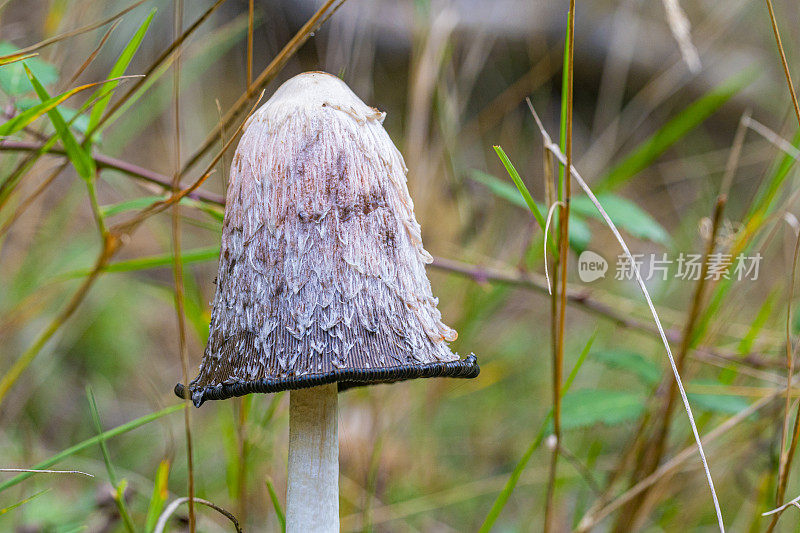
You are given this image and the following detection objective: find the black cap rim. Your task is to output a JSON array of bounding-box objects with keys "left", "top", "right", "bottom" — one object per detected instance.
[{"left": 175, "top": 355, "right": 479, "bottom": 407}]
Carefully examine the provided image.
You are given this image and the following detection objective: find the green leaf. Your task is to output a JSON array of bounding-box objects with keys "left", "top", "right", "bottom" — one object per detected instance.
[
  {"left": 0, "top": 41, "right": 58, "bottom": 95},
  {"left": 58, "top": 246, "right": 221, "bottom": 281},
  {"left": 0, "top": 489, "right": 50, "bottom": 515},
  {"left": 86, "top": 8, "right": 156, "bottom": 138},
  {"left": 571, "top": 194, "right": 669, "bottom": 244},
  {"left": 472, "top": 169, "right": 589, "bottom": 250},
  {"left": 568, "top": 216, "right": 592, "bottom": 253},
  {"left": 13, "top": 99, "right": 92, "bottom": 136},
  {"left": 0, "top": 403, "right": 185, "bottom": 493},
  {"left": 26, "top": 65, "right": 95, "bottom": 180},
  {"left": 100, "top": 195, "right": 168, "bottom": 217},
  {"left": 597, "top": 70, "right": 753, "bottom": 191},
  {"left": 591, "top": 349, "right": 661, "bottom": 385},
  {"left": 99, "top": 195, "right": 223, "bottom": 221},
  {"left": 471, "top": 171, "right": 666, "bottom": 246},
  {"left": 492, "top": 146, "right": 547, "bottom": 232},
  {"left": 266, "top": 476, "right": 286, "bottom": 532},
  {"left": 0, "top": 79, "right": 103, "bottom": 137},
  {"left": 100, "top": 246, "right": 219, "bottom": 274},
  {"left": 470, "top": 169, "right": 528, "bottom": 208},
  {"left": 688, "top": 380, "right": 750, "bottom": 415},
  {"left": 555, "top": 389, "right": 645, "bottom": 431},
  {"left": 145, "top": 461, "right": 170, "bottom": 533}
]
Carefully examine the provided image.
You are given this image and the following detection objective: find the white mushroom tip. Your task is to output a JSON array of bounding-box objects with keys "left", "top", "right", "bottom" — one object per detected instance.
[{"left": 263, "top": 71, "right": 386, "bottom": 125}]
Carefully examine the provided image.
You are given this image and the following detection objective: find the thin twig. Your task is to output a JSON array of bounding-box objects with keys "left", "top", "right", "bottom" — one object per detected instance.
[
  {"left": 557, "top": 444, "right": 602, "bottom": 495},
  {"left": 763, "top": 493, "right": 800, "bottom": 517},
  {"left": 744, "top": 117, "right": 800, "bottom": 161},
  {"left": 0, "top": 468, "right": 93, "bottom": 476},
  {"left": 720, "top": 109, "right": 751, "bottom": 197},
  {"left": 0, "top": 140, "right": 225, "bottom": 205},
  {"left": 154, "top": 496, "right": 242, "bottom": 533}
]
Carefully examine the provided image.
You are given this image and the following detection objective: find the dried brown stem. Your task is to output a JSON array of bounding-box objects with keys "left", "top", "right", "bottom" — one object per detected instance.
[
  {"left": 247, "top": 0, "right": 254, "bottom": 88},
  {"left": 546, "top": 6, "right": 575, "bottom": 529},
  {"left": 180, "top": 0, "right": 349, "bottom": 174},
  {"left": 67, "top": 20, "right": 120, "bottom": 86},
  {"left": 764, "top": 0, "right": 800, "bottom": 130},
  {"left": 170, "top": 1, "right": 195, "bottom": 530},
  {"left": 0, "top": 0, "right": 148, "bottom": 60},
  {"left": 763, "top": 1, "right": 800, "bottom": 528},
  {"left": 767, "top": 230, "right": 800, "bottom": 532}
]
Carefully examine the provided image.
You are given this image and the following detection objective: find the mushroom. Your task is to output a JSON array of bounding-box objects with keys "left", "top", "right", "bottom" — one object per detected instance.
[{"left": 175, "top": 71, "right": 479, "bottom": 532}]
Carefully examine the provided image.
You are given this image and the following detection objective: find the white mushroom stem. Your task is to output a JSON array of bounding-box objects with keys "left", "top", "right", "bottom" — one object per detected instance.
[{"left": 286, "top": 383, "right": 339, "bottom": 532}]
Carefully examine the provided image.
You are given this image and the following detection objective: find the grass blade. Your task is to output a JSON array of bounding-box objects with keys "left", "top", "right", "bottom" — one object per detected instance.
[
  {"left": 0, "top": 403, "right": 185, "bottom": 494},
  {"left": 145, "top": 460, "right": 171, "bottom": 533},
  {"left": 86, "top": 388, "right": 119, "bottom": 485},
  {"left": 493, "top": 145, "right": 547, "bottom": 231},
  {"left": 26, "top": 64, "right": 95, "bottom": 180},
  {"left": 84, "top": 387, "right": 135, "bottom": 533},
  {"left": 597, "top": 70, "right": 752, "bottom": 192},
  {"left": 58, "top": 245, "right": 220, "bottom": 280},
  {"left": 0, "top": 488, "right": 50, "bottom": 515},
  {"left": 266, "top": 476, "right": 286, "bottom": 532},
  {"left": 479, "top": 330, "right": 596, "bottom": 532},
  {"left": 0, "top": 52, "right": 38, "bottom": 67},
  {"left": 86, "top": 8, "right": 156, "bottom": 139},
  {"left": 0, "top": 78, "right": 105, "bottom": 136}
]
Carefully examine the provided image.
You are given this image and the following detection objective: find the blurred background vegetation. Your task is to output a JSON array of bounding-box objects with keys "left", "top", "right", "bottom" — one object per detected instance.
[{"left": 2, "top": 0, "right": 800, "bottom": 531}]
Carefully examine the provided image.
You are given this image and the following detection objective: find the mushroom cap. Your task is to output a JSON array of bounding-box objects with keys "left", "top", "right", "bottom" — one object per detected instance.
[{"left": 176, "top": 72, "right": 478, "bottom": 407}]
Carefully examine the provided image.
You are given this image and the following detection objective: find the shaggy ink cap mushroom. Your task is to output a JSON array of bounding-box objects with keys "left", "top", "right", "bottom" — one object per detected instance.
[{"left": 175, "top": 72, "right": 478, "bottom": 407}]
